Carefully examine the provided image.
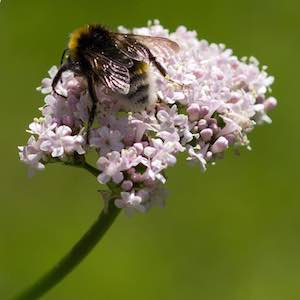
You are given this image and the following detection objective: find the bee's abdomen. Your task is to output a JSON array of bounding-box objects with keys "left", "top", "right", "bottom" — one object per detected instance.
[{"left": 123, "top": 62, "right": 156, "bottom": 111}]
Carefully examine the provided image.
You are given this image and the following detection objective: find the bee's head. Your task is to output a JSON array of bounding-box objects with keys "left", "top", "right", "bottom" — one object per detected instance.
[{"left": 68, "top": 24, "right": 109, "bottom": 57}]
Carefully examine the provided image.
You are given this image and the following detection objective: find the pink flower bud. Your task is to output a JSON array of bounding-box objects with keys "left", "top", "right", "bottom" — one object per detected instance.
[
  {"left": 230, "top": 58, "right": 239, "bottom": 69},
  {"left": 207, "top": 118, "right": 217, "bottom": 126},
  {"left": 264, "top": 97, "right": 277, "bottom": 112},
  {"left": 187, "top": 103, "right": 201, "bottom": 122},
  {"left": 121, "top": 180, "right": 133, "bottom": 191},
  {"left": 199, "top": 106, "right": 209, "bottom": 118},
  {"left": 192, "top": 126, "right": 199, "bottom": 133},
  {"left": 211, "top": 136, "right": 229, "bottom": 153},
  {"left": 198, "top": 119, "right": 207, "bottom": 130},
  {"left": 209, "top": 123, "right": 220, "bottom": 135},
  {"left": 131, "top": 173, "right": 143, "bottom": 182},
  {"left": 206, "top": 151, "right": 213, "bottom": 160},
  {"left": 133, "top": 142, "right": 144, "bottom": 155},
  {"left": 200, "top": 128, "right": 213, "bottom": 142},
  {"left": 225, "top": 134, "right": 236, "bottom": 145}
]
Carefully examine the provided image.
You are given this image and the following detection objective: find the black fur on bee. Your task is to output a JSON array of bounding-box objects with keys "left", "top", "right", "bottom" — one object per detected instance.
[{"left": 52, "top": 24, "right": 180, "bottom": 143}]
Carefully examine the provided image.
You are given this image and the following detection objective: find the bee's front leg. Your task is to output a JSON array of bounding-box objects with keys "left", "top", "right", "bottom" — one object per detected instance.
[{"left": 52, "top": 63, "right": 72, "bottom": 98}]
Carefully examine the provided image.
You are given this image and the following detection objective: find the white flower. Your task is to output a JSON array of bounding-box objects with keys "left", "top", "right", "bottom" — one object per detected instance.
[
  {"left": 39, "top": 125, "right": 85, "bottom": 157},
  {"left": 115, "top": 191, "right": 146, "bottom": 215},
  {"left": 37, "top": 66, "right": 58, "bottom": 94},
  {"left": 121, "top": 147, "right": 145, "bottom": 169},
  {"left": 157, "top": 130, "right": 185, "bottom": 152},
  {"left": 186, "top": 145, "right": 207, "bottom": 171},
  {"left": 143, "top": 138, "right": 178, "bottom": 183},
  {"left": 97, "top": 152, "right": 125, "bottom": 184},
  {"left": 18, "top": 136, "right": 45, "bottom": 177},
  {"left": 157, "top": 105, "right": 188, "bottom": 130},
  {"left": 90, "top": 126, "right": 124, "bottom": 156}
]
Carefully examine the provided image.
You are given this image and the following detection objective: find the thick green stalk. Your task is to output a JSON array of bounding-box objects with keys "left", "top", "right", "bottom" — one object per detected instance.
[{"left": 12, "top": 161, "right": 121, "bottom": 300}]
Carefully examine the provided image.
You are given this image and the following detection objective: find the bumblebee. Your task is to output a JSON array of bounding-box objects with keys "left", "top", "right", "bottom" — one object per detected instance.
[{"left": 52, "top": 24, "right": 180, "bottom": 140}]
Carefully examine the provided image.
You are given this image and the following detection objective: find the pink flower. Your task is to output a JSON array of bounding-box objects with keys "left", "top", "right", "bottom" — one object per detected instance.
[
  {"left": 19, "top": 21, "right": 277, "bottom": 213},
  {"left": 97, "top": 152, "right": 125, "bottom": 184}
]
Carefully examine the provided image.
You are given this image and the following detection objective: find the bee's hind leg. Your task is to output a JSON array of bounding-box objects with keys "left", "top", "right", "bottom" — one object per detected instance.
[
  {"left": 86, "top": 77, "right": 98, "bottom": 145},
  {"left": 148, "top": 53, "right": 185, "bottom": 88}
]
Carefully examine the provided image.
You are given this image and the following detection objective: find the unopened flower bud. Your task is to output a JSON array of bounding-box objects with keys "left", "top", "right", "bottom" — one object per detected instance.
[
  {"left": 207, "top": 118, "right": 217, "bottom": 126},
  {"left": 211, "top": 136, "right": 229, "bottom": 153},
  {"left": 225, "top": 134, "right": 236, "bottom": 145},
  {"left": 264, "top": 97, "right": 277, "bottom": 112},
  {"left": 187, "top": 103, "right": 201, "bottom": 122},
  {"left": 200, "top": 128, "right": 213, "bottom": 142},
  {"left": 121, "top": 180, "right": 133, "bottom": 191},
  {"left": 206, "top": 151, "right": 213, "bottom": 160},
  {"left": 133, "top": 142, "right": 144, "bottom": 155},
  {"left": 209, "top": 123, "right": 220, "bottom": 135},
  {"left": 198, "top": 119, "right": 207, "bottom": 130},
  {"left": 131, "top": 173, "right": 143, "bottom": 182},
  {"left": 199, "top": 106, "right": 209, "bottom": 118},
  {"left": 193, "top": 126, "right": 199, "bottom": 133}
]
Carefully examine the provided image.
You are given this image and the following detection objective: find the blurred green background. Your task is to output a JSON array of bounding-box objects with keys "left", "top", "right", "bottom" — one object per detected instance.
[{"left": 1, "top": 0, "right": 299, "bottom": 299}]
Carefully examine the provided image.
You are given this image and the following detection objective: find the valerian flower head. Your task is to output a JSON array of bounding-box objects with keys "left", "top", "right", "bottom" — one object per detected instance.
[{"left": 19, "top": 20, "right": 277, "bottom": 214}]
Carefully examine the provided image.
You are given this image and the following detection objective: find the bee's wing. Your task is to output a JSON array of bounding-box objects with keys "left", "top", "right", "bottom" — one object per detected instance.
[
  {"left": 112, "top": 32, "right": 180, "bottom": 61},
  {"left": 84, "top": 51, "right": 130, "bottom": 94}
]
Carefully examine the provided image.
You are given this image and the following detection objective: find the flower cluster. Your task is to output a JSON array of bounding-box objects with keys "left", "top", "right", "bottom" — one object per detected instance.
[{"left": 19, "top": 21, "right": 277, "bottom": 214}]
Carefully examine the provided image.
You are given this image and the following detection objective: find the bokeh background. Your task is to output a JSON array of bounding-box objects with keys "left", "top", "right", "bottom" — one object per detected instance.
[{"left": 1, "top": 0, "right": 299, "bottom": 299}]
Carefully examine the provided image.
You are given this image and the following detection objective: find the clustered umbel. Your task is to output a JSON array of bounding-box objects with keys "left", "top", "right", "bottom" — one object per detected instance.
[{"left": 19, "top": 21, "right": 277, "bottom": 214}]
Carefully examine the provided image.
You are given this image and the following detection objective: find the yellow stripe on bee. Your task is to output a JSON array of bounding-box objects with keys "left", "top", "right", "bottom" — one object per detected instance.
[
  {"left": 68, "top": 24, "right": 90, "bottom": 50},
  {"left": 135, "top": 62, "right": 149, "bottom": 75}
]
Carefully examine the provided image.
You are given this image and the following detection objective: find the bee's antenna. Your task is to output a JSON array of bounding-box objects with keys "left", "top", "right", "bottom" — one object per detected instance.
[{"left": 60, "top": 48, "right": 69, "bottom": 66}]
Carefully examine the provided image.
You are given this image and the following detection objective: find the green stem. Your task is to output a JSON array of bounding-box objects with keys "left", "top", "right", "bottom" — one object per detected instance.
[
  {"left": 12, "top": 161, "right": 121, "bottom": 300},
  {"left": 82, "top": 161, "right": 100, "bottom": 177}
]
